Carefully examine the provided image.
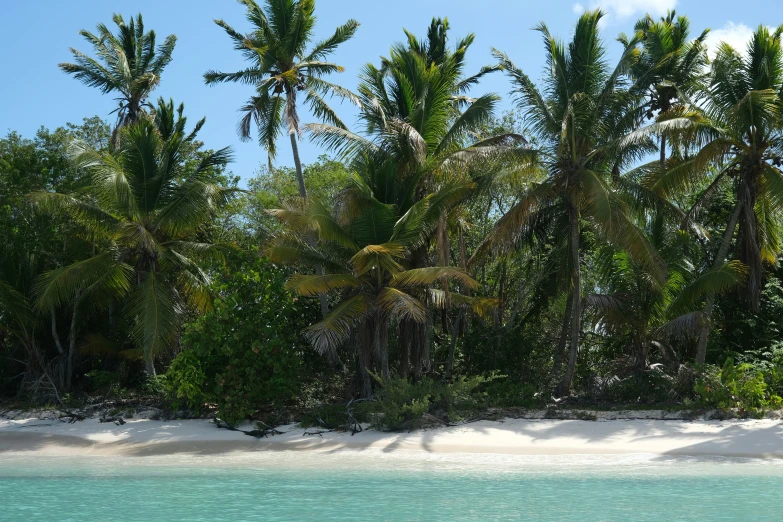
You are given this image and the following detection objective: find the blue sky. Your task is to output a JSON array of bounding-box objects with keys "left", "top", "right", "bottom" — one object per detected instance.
[{"left": 1, "top": 0, "right": 778, "bottom": 184}]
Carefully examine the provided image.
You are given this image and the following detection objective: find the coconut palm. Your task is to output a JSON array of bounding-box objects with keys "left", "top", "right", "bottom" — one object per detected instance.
[
  {"left": 628, "top": 10, "right": 709, "bottom": 164},
  {"left": 267, "top": 165, "right": 492, "bottom": 396},
  {"left": 306, "top": 18, "right": 515, "bottom": 376},
  {"left": 307, "top": 17, "right": 506, "bottom": 174},
  {"left": 649, "top": 25, "right": 783, "bottom": 363},
  {"left": 204, "top": 0, "right": 359, "bottom": 198},
  {"left": 30, "top": 99, "right": 237, "bottom": 375},
  {"left": 59, "top": 14, "right": 176, "bottom": 146},
  {"left": 477, "top": 11, "right": 666, "bottom": 396},
  {"left": 588, "top": 216, "right": 745, "bottom": 373}
]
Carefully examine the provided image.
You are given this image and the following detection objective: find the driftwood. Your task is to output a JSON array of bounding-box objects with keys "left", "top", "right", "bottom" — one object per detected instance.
[
  {"left": 99, "top": 415, "right": 126, "bottom": 425},
  {"left": 215, "top": 418, "right": 285, "bottom": 438},
  {"left": 58, "top": 410, "right": 87, "bottom": 423},
  {"left": 305, "top": 397, "right": 370, "bottom": 436}
]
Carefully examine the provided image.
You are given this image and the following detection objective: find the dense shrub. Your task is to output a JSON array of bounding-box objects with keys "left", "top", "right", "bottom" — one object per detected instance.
[
  {"left": 695, "top": 358, "right": 783, "bottom": 417},
  {"left": 166, "top": 256, "right": 318, "bottom": 424},
  {"left": 370, "top": 375, "right": 492, "bottom": 431}
]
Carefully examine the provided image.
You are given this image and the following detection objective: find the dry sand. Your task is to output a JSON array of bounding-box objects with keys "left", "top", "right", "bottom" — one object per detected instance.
[{"left": 2, "top": 416, "right": 783, "bottom": 459}]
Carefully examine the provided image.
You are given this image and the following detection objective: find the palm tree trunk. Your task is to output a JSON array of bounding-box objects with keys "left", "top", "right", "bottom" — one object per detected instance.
[
  {"left": 695, "top": 201, "right": 743, "bottom": 364},
  {"left": 374, "top": 313, "right": 390, "bottom": 379},
  {"left": 289, "top": 133, "right": 307, "bottom": 199},
  {"left": 634, "top": 335, "right": 647, "bottom": 372},
  {"left": 65, "top": 290, "right": 81, "bottom": 391},
  {"left": 660, "top": 134, "right": 666, "bottom": 165},
  {"left": 557, "top": 205, "right": 581, "bottom": 396},
  {"left": 551, "top": 292, "right": 573, "bottom": 387},
  {"left": 358, "top": 321, "right": 374, "bottom": 398},
  {"left": 288, "top": 124, "right": 331, "bottom": 321},
  {"left": 437, "top": 215, "right": 450, "bottom": 332},
  {"left": 446, "top": 307, "right": 464, "bottom": 379}
]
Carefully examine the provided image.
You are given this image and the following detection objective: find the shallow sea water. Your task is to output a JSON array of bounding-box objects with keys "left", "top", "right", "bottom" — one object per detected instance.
[{"left": 1, "top": 451, "right": 782, "bottom": 521}]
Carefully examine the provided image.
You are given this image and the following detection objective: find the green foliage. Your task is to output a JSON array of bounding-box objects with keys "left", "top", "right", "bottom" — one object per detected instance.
[
  {"left": 370, "top": 375, "right": 492, "bottom": 431},
  {"left": 602, "top": 370, "right": 682, "bottom": 404},
  {"left": 695, "top": 358, "right": 783, "bottom": 417},
  {"left": 166, "top": 349, "right": 208, "bottom": 410},
  {"left": 481, "top": 377, "right": 541, "bottom": 408},
  {"left": 168, "top": 255, "right": 318, "bottom": 424},
  {"left": 84, "top": 370, "right": 121, "bottom": 394}
]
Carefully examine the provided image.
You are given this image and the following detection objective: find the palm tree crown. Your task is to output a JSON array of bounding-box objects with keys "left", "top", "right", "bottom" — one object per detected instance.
[
  {"left": 629, "top": 10, "right": 709, "bottom": 163},
  {"left": 31, "top": 99, "right": 237, "bottom": 374},
  {"left": 204, "top": 0, "right": 359, "bottom": 198},
  {"left": 59, "top": 14, "right": 176, "bottom": 145}
]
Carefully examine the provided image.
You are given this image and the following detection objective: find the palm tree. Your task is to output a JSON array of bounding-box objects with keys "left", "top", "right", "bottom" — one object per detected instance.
[
  {"left": 204, "top": 0, "right": 359, "bottom": 198},
  {"left": 478, "top": 11, "right": 665, "bottom": 396},
  {"left": 59, "top": 14, "right": 176, "bottom": 146},
  {"left": 629, "top": 10, "right": 709, "bottom": 164},
  {"left": 31, "top": 99, "right": 237, "bottom": 375},
  {"left": 588, "top": 215, "right": 745, "bottom": 373},
  {"left": 267, "top": 167, "right": 492, "bottom": 396},
  {"left": 306, "top": 18, "right": 514, "bottom": 377},
  {"left": 649, "top": 25, "right": 783, "bottom": 363}
]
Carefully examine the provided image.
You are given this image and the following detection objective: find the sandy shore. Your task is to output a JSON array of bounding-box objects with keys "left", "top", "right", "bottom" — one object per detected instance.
[{"left": 2, "top": 416, "right": 783, "bottom": 458}]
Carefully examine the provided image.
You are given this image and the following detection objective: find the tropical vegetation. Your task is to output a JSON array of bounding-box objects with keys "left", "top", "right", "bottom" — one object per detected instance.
[{"left": 2, "top": 3, "right": 783, "bottom": 424}]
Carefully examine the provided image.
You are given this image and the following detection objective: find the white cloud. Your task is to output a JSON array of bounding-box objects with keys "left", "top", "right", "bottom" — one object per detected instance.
[
  {"left": 573, "top": 3, "right": 585, "bottom": 14},
  {"left": 571, "top": 0, "right": 677, "bottom": 24},
  {"left": 704, "top": 22, "right": 758, "bottom": 59}
]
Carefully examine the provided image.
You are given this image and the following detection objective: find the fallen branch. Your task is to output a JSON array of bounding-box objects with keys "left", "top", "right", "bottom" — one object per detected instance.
[
  {"left": 99, "top": 415, "right": 126, "bottom": 426},
  {"left": 215, "top": 418, "right": 285, "bottom": 438},
  {"left": 58, "top": 409, "right": 87, "bottom": 423}
]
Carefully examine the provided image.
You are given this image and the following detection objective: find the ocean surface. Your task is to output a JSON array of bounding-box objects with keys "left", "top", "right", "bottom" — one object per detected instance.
[{"left": 1, "top": 451, "right": 782, "bottom": 521}]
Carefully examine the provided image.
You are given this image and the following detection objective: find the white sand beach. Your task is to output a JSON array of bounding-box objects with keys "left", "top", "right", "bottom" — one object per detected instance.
[{"left": 2, "top": 416, "right": 782, "bottom": 459}]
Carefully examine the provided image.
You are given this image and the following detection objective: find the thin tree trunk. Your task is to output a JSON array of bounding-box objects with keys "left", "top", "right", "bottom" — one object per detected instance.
[
  {"left": 446, "top": 308, "right": 464, "bottom": 379},
  {"left": 315, "top": 265, "right": 330, "bottom": 316},
  {"left": 50, "top": 309, "right": 65, "bottom": 389},
  {"left": 51, "top": 309, "right": 64, "bottom": 355},
  {"left": 695, "top": 201, "right": 743, "bottom": 364},
  {"left": 358, "top": 321, "right": 374, "bottom": 398},
  {"left": 557, "top": 206, "right": 581, "bottom": 396},
  {"left": 374, "top": 313, "right": 390, "bottom": 380},
  {"left": 660, "top": 134, "right": 666, "bottom": 165},
  {"left": 437, "top": 215, "right": 450, "bottom": 332},
  {"left": 289, "top": 127, "right": 331, "bottom": 322},
  {"left": 551, "top": 292, "right": 573, "bottom": 387},
  {"left": 289, "top": 132, "right": 307, "bottom": 199},
  {"left": 65, "top": 291, "right": 81, "bottom": 391}
]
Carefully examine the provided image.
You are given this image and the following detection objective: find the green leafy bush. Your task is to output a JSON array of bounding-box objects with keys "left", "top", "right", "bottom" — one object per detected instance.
[
  {"left": 167, "top": 256, "right": 318, "bottom": 424},
  {"left": 370, "top": 375, "right": 492, "bottom": 431},
  {"left": 695, "top": 358, "right": 783, "bottom": 417},
  {"left": 166, "top": 349, "right": 208, "bottom": 410},
  {"left": 480, "top": 375, "right": 540, "bottom": 408}
]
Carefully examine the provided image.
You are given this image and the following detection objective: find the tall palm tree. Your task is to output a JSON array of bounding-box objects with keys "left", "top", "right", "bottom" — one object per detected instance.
[
  {"left": 59, "top": 14, "right": 176, "bottom": 146},
  {"left": 650, "top": 25, "right": 783, "bottom": 363},
  {"left": 478, "top": 11, "right": 665, "bottom": 396},
  {"left": 31, "top": 99, "right": 237, "bottom": 375},
  {"left": 307, "top": 18, "right": 514, "bottom": 377},
  {"left": 267, "top": 167, "right": 492, "bottom": 396},
  {"left": 204, "top": 0, "right": 359, "bottom": 198},
  {"left": 629, "top": 10, "right": 709, "bottom": 164}
]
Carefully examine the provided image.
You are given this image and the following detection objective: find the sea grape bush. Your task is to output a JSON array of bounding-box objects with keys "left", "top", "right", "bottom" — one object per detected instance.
[{"left": 167, "top": 256, "right": 318, "bottom": 424}]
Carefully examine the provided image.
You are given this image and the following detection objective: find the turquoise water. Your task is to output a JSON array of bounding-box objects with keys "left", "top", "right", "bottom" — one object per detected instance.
[{"left": 2, "top": 453, "right": 782, "bottom": 521}]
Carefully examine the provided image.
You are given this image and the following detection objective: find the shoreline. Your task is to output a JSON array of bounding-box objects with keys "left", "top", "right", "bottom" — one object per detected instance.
[{"left": 2, "top": 416, "right": 783, "bottom": 459}]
